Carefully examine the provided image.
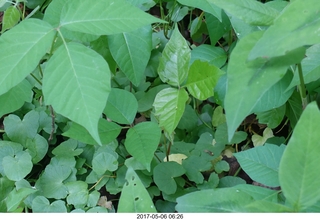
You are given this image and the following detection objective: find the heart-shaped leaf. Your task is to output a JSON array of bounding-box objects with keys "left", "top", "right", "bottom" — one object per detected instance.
[{"left": 2, "top": 151, "right": 33, "bottom": 181}]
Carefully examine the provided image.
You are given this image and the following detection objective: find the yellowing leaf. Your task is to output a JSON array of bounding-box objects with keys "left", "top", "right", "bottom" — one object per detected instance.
[
  {"left": 252, "top": 127, "right": 274, "bottom": 147},
  {"left": 163, "top": 154, "right": 188, "bottom": 164}
]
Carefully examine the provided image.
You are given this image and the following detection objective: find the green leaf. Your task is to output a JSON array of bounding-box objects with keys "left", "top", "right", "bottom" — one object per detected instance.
[
  {"left": 35, "top": 164, "right": 72, "bottom": 199},
  {"left": 25, "top": 134, "right": 48, "bottom": 164},
  {"left": 182, "top": 155, "right": 212, "bottom": 184},
  {"left": 224, "top": 31, "right": 305, "bottom": 141},
  {"left": 211, "top": 106, "right": 226, "bottom": 127},
  {"left": 158, "top": 26, "right": 190, "bottom": 87},
  {"left": 235, "top": 144, "right": 285, "bottom": 187},
  {"left": 4, "top": 111, "right": 39, "bottom": 145},
  {"left": 60, "top": 0, "right": 164, "bottom": 35},
  {"left": 234, "top": 184, "right": 278, "bottom": 201},
  {"left": 279, "top": 102, "right": 320, "bottom": 211},
  {"left": 43, "top": 42, "right": 111, "bottom": 146},
  {"left": 124, "top": 122, "right": 161, "bottom": 171},
  {"left": 177, "top": 0, "right": 222, "bottom": 21},
  {"left": 176, "top": 188, "right": 254, "bottom": 212},
  {"left": 209, "top": 0, "right": 279, "bottom": 26},
  {"left": 32, "top": 196, "right": 67, "bottom": 213},
  {"left": 214, "top": 160, "right": 230, "bottom": 174},
  {"left": 6, "top": 187, "right": 37, "bottom": 212},
  {"left": 190, "top": 45, "right": 227, "bottom": 68},
  {"left": 0, "top": 142, "right": 23, "bottom": 176},
  {"left": 288, "top": 44, "right": 320, "bottom": 90},
  {"left": 107, "top": 26, "right": 152, "bottom": 86},
  {"left": 63, "top": 119, "right": 121, "bottom": 146},
  {"left": 0, "top": 80, "right": 32, "bottom": 118},
  {"left": 205, "top": 12, "right": 231, "bottom": 45},
  {"left": 249, "top": 0, "right": 320, "bottom": 60},
  {"left": 65, "top": 181, "right": 89, "bottom": 209},
  {"left": 245, "top": 200, "right": 293, "bottom": 212},
  {"left": 138, "top": 84, "right": 169, "bottom": 112},
  {"left": 286, "top": 91, "right": 302, "bottom": 129},
  {"left": 2, "top": 6, "right": 20, "bottom": 32},
  {"left": 256, "top": 105, "right": 286, "bottom": 129},
  {"left": 0, "top": 18, "right": 55, "bottom": 96},
  {"left": 118, "top": 167, "right": 156, "bottom": 213},
  {"left": 52, "top": 139, "right": 83, "bottom": 157},
  {"left": 153, "top": 161, "right": 186, "bottom": 195},
  {"left": 153, "top": 88, "right": 189, "bottom": 134},
  {"left": 103, "top": 88, "right": 138, "bottom": 124},
  {"left": 92, "top": 148, "right": 118, "bottom": 175},
  {"left": 2, "top": 151, "right": 33, "bottom": 181},
  {"left": 185, "top": 60, "right": 223, "bottom": 100},
  {"left": 218, "top": 176, "right": 246, "bottom": 188}
]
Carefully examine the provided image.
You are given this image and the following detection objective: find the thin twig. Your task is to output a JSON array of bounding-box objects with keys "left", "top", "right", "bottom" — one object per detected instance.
[{"left": 48, "top": 105, "right": 55, "bottom": 141}]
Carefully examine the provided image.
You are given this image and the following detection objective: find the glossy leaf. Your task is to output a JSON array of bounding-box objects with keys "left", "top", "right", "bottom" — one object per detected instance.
[
  {"left": 124, "top": 122, "right": 161, "bottom": 171},
  {"left": 118, "top": 167, "right": 156, "bottom": 213},
  {"left": 107, "top": 26, "right": 152, "bottom": 86},
  {"left": 279, "top": 102, "right": 320, "bottom": 211},
  {"left": 249, "top": 0, "right": 320, "bottom": 60},
  {"left": 235, "top": 144, "right": 285, "bottom": 187},
  {"left": 153, "top": 162, "right": 185, "bottom": 195},
  {"left": 0, "top": 18, "right": 55, "bottom": 96},
  {"left": 209, "top": 0, "right": 279, "bottom": 26},
  {"left": 0, "top": 80, "right": 32, "bottom": 118},
  {"left": 190, "top": 45, "right": 227, "bottom": 68},
  {"left": 153, "top": 88, "right": 189, "bottom": 134},
  {"left": 185, "top": 60, "right": 223, "bottom": 100},
  {"left": 60, "top": 0, "right": 164, "bottom": 35},
  {"left": 224, "top": 31, "right": 305, "bottom": 141},
  {"left": 43, "top": 42, "right": 111, "bottom": 146},
  {"left": 176, "top": 188, "right": 254, "bottom": 212},
  {"left": 103, "top": 88, "right": 138, "bottom": 125},
  {"left": 2, "top": 151, "right": 33, "bottom": 181},
  {"left": 63, "top": 119, "right": 122, "bottom": 146},
  {"left": 158, "top": 26, "right": 190, "bottom": 87}
]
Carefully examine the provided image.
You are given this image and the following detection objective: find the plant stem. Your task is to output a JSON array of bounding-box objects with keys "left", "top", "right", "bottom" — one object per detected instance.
[{"left": 297, "top": 63, "right": 308, "bottom": 109}]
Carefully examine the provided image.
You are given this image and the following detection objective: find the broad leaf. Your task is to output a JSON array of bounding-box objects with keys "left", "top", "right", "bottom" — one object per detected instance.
[
  {"left": 224, "top": 31, "right": 305, "bottom": 141},
  {"left": 52, "top": 139, "right": 83, "bottom": 157},
  {"left": 103, "top": 88, "right": 138, "bottom": 125},
  {"left": 35, "top": 164, "right": 72, "bottom": 199},
  {"left": 92, "top": 147, "right": 118, "bottom": 175},
  {"left": 182, "top": 155, "right": 212, "bottom": 184},
  {"left": 158, "top": 26, "right": 190, "bottom": 87},
  {"left": 124, "top": 122, "right": 161, "bottom": 171},
  {"left": 2, "top": 151, "right": 33, "bottom": 181},
  {"left": 153, "top": 162, "right": 185, "bottom": 195},
  {"left": 256, "top": 105, "right": 286, "bottom": 129},
  {"left": 185, "top": 60, "right": 223, "bottom": 100},
  {"left": 43, "top": 42, "right": 111, "bottom": 146},
  {"left": 209, "top": 0, "right": 279, "bottom": 26},
  {"left": 107, "top": 26, "right": 152, "bottom": 86},
  {"left": 6, "top": 187, "right": 37, "bottom": 212},
  {"left": 32, "top": 196, "right": 67, "bottom": 213},
  {"left": 279, "top": 102, "right": 320, "bottom": 211},
  {"left": 63, "top": 119, "right": 121, "bottom": 146},
  {"left": 205, "top": 12, "right": 231, "bottom": 45},
  {"left": 251, "top": 127, "right": 274, "bottom": 147},
  {"left": 65, "top": 181, "right": 89, "bottom": 209},
  {"left": 249, "top": 0, "right": 320, "bottom": 60},
  {"left": 0, "top": 80, "right": 32, "bottom": 118},
  {"left": 60, "top": 0, "right": 164, "bottom": 35},
  {"left": 0, "top": 18, "right": 55, "bottom": 96},
  {"left": 153, "top": 88, "right": 189, "bottom": 134},
  {"left": 118, "top": 167, "right": 156, "bottom": 213},
  {"left": 190, "top": 45, "right": 227, "bottom": 68},
  {"left": 234, "top": 144, "right": 285, "bottom": 187},
  {"left": 176, "top": 188, "right": 254, "bottom": 212}
]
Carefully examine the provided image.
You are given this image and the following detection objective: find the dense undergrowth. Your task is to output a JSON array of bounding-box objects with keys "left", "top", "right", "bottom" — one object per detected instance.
[{"left": 0, "top": 0, "right": 320, "bottom": 213}]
